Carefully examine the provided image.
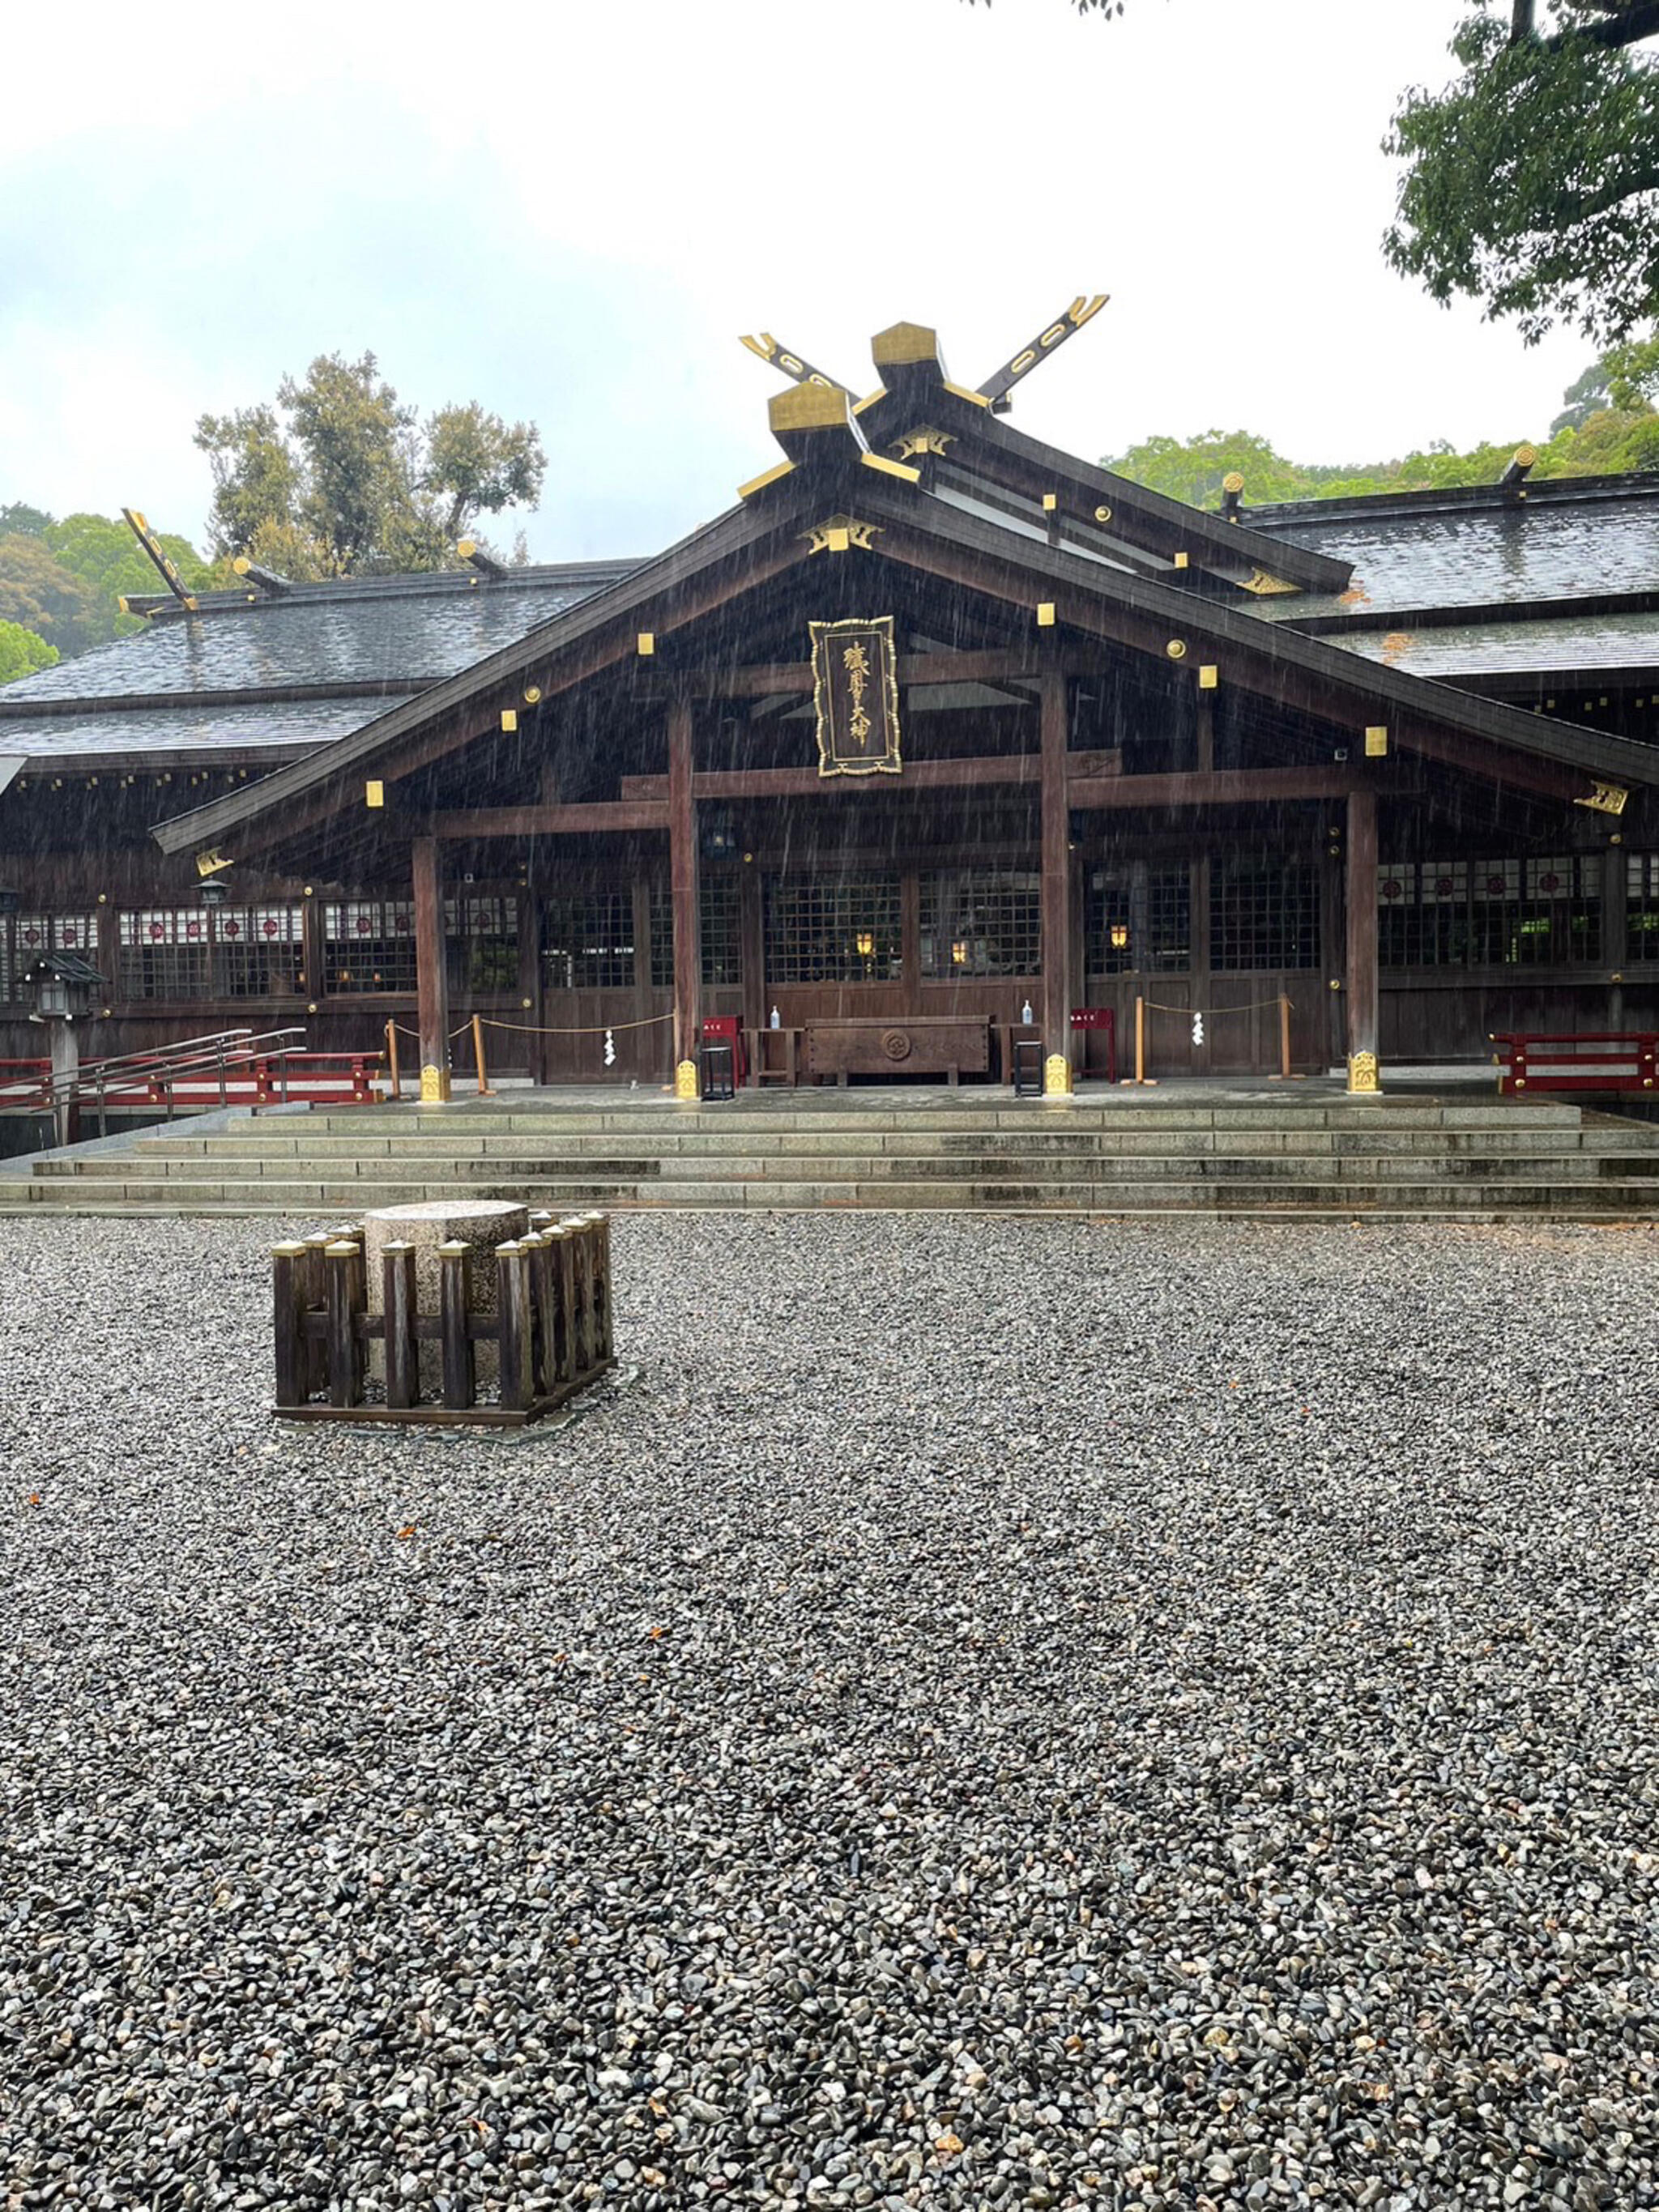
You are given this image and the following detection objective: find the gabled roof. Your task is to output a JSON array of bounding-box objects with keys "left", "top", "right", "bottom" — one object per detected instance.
[{"left": 152, "top": 442, "right": 1659, "bottom": 859}]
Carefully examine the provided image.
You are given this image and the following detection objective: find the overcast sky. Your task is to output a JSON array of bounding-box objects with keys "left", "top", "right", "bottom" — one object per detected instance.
[{"left": 0, "top": 0, "right": 1595, "bottom": 563}]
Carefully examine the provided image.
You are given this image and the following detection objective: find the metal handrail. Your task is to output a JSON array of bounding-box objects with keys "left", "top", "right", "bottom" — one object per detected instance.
[{"left": 27, "top": 1027, "right": 309, "bottom": 1133}]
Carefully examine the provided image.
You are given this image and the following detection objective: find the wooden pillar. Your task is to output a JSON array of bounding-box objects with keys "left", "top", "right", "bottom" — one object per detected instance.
[
  {"left": 739, "top": 863, "right": 765, "bottom": 1037},
  {"left": 301, "top": 889, "right": 326, "bottom": 1011},
  {"left": 1039, "top": 667, "right": 1073, "bottom": 1093},
  {"left": 1318, "top": 829, "right": 1346, "bottom": 1073},
  {"left": 1345, "top": 789, "right": 1380, "bottom": 1093},
  {"left": 412, "top": 836, "right": 450, "bottom": 1102},
  {"left": 1602, "top": 845, "right": 1628, "bottom": 1035},
  {"left": 667, "top": 695, "right": 701, "bottom": 1097}
]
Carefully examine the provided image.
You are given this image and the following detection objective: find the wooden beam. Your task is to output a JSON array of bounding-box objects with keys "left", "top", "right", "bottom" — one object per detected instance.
[
  {"left": 686, "top": 649, "right": 1067, "bottom": 700},
  {"left": 667, "top": 695, "right": 701, "bottom": 1080},
  {"left": 429, "top": 801, "right": 669, "bottom": 837},
  {"left": 1068, "top": 766, "right": 1369, "bottom": 810}
]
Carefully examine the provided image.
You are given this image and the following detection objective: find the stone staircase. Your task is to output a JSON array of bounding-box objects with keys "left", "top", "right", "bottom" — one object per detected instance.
[{"left": 6, "top": 1093, "right": 1659, "bottom": 1219}]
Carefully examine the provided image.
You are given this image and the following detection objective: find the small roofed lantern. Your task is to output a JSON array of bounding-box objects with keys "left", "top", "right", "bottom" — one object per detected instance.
[
  {"left": 24, "top": 946, "right": 101, "bottom": 1026},
  {"left": 23, "top": 946, "right": 104, "bottom": 1148}
]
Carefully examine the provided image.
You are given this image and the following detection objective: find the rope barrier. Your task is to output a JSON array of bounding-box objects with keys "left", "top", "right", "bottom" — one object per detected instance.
[
  {"left": 476, "top": 1012, "right": 675, "bottom": 1038},
  {"left": 1142, "top": 995, "right": 1295, "bottom": 1016}
]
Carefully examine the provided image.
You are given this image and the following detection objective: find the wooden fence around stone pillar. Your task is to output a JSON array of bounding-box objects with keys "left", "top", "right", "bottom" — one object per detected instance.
[{"left": 271, "top": 1209, "right": 613, "bottom": 1426}]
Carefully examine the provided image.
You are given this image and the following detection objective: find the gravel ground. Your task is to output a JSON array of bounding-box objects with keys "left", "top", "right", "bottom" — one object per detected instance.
[{"left": 2, "top": 1213, "right": 1657, "bottom": 2212}]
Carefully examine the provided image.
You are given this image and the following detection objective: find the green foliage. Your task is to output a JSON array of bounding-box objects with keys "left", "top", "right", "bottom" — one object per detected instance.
[
  {"left": 194, "top": 352, "right": 547, "bottom": 578},
  {"left": 1103, "top": 431, "right": 1318, "bottom": 510},
  {"left": 43, "top": 514, "right": 223, "bottom": 642},
  {"left": 0, "top": 619, "right": 58, "bottom": 687},
  {"left": 1107, "top": 352, "right": 1659, "bottom": 508},
  {"left": 0, "top": 502, "right": 53, "bottom": 538},
  {"left": 1386, "top": 5, "right": 1659, "bottom": 345},
  {"left": 0, "top": 535, "right": 103, "bottom": 658}
]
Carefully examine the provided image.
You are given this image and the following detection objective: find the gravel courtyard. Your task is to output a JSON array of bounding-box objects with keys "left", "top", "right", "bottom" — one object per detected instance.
[{"left": 2, "top": 1215, "right": 1656, "bottom": 2212}]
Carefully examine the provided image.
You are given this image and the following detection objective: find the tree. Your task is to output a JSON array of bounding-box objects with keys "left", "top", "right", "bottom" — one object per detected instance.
[
  {"left": 0, "top": 503, "right": 53, "bottom": 538},
  {"left": 194, "top": 352, "right": 547, "bottom": 578},
  {"left": 0, "top": 536, "right": 103, "bottom": 658},
  {"left": 0, "top": 619, "right": 58, "bottom": 687},
  {"left": 1106, "top": 349, "right": 1659, "bottom": 505},
  {"left": 43, "top": 514, "right": 223, "bottom": 641},
  {"left": 1385, "top": 4, "right": 1659, "bottom": 346},
  {"left": 966, "top": 4, "right": 1659, "bottom": 346},
  {"left": 1102, "top": 430, "right": 1320, "bottom": 509}
]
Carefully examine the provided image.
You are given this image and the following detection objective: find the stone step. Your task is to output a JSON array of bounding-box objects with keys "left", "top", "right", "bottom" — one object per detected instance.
[
  {"left": 301, "top": 1107, "right": 1592, "bottom": 1140},
  {"left": 10, "top": 1174, "right": 1659, "bottom": 1216},
  {"left": 127, "top": 1123, "right": 1657, "bottom": 1161},
  {"left": 47, "top": 1148, "right": 1659, "bottom": 1186}
]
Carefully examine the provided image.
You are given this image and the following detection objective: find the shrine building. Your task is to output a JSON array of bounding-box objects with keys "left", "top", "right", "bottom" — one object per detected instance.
[{"left": 2, "top": 305, "right": 1656, "bottom": 1099}]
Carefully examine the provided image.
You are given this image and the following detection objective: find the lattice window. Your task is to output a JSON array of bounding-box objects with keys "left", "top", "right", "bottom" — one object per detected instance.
[
  {"left": 701, "top": 876, "right": 741, "bottom": 987},
  {"left": 1, "top": 913, "right": 100, "bottom": 1004},
  {"left": 1084, "top": 866, "right": 1191, "bottom": 974},
  {"left": 1380, "top": 857, "right": 1601, "bottom": 968},
  {"left": 647, "top": 878, "right": 745, "bottom": 990},
  {"left": 919, "top": 870, "right": 1041, "bottom": 978},
  {"left": 323, "top": 899, "right": 416, "bottom": 994},
  {"left": 763, "top": 875, "right": 902, "bottom": 984},
  {"left": 1210, "top": 860, "right": 1319, "bottom": 971},
  {"left": 1628, "top": 854, "right": 1659, "bottom": 962},
  {"left": 446, "top": 896, "right": 519, "bottom": 994},
  {"left": 215, "top": 907, "right": 304, "bottom": 999},
  {"left": 117, "top": 910, "right": 213, "bottom": 1000},
  {"left": 544, "top": 892, "right": 635, "bottom": 991}
]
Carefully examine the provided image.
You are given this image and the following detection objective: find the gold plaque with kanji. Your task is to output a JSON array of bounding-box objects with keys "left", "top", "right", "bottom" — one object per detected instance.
[{"left": 810, "top": 616, "right": 902, "bottom": 778}]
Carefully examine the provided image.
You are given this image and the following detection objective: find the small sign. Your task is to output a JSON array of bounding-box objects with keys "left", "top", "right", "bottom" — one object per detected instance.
[{"left": 810, "top": 616, "right": 902, "bottom": 779}]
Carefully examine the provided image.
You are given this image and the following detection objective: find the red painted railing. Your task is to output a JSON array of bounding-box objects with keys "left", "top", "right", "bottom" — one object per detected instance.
[
  {"left": 0, "top": 1058, "right": 52, "bottom": 1107},
  {"left": 0, "top": 1032, "right": 385, "bottom": 1121},
  {"left": 1491, "top": 1032, "right": 1658, "bottom": 1097}
]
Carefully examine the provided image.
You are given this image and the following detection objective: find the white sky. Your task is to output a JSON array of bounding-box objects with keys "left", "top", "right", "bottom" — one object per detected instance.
[{"left": 0, "top": 0, "right": 1594, "bottom": 562}]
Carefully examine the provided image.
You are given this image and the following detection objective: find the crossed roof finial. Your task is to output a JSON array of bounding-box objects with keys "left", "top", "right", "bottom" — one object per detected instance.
[{"left": 739, "top": 295, "right": 1109, "bottom": 415}]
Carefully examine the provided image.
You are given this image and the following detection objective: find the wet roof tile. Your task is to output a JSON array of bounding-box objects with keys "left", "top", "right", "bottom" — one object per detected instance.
[
  {"left": 1326, "top": 609, "right": 1659, "bottom": 679},
  {"left": 1244, "top": 487, "right": 1659, "bottom": 619},
  {"left": 0, "top": 697, "right": 379, "bottom": 759},
  {"left": 0, "top": 565, "right": 637, "bottom": 708}
]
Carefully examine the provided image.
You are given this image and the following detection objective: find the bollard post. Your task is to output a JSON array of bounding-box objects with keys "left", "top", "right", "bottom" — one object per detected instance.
[
  {"left": 301, "top": 1234, "right": 331, "bottom": 1395},
  {"left": 1279, "top": 994, "right": 1292, "bottom": 1081},
  {"left": 325, "top": 1240, "right": 365, "bottom": 1408},
  {"left": 437, "top": 1241, "right": 475, "bottom": 1409},
  {"left": 386, "top": 1021, "right": 400, "bottom": 1102},
  {"left": 546, "top": 1225, "right": 577, "bottom": 1387},
  {"left": 1134, "top": 995, "right": 1145, "bottom": 1085},
  {"left": 271, "top": 1242, "right": 309, "bottom": 1408},
  {"left": 497, "top": 1242, "right": 532, "bottom": 1412},
  {"left": 581, "top": 1212, "right": 614, "bottom": 1364},
  {"left": 569, "top": 1216, "right": 597, "bottom": 1375},
  {"left": 382, "top": 1241, "right": 419, "bottom": 1410},
  {"left": 525, "top": 1230, "right": 557, "bottom": 1397},
  {"left": 472, "top": 1013, "right": 494, "bottom": 1097}
]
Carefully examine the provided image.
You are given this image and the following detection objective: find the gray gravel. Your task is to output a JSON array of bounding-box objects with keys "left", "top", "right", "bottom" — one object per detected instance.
[{"left": 2, "top": 1213, "right": 1657, "bottom": 2212}]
